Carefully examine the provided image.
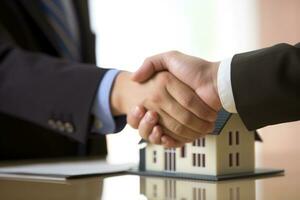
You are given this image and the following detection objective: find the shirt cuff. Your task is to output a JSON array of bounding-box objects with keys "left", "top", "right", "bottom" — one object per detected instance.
[
  {"left": 91, "top": 69, "right": 124, "bottom": 134},
  {"left": 217, "top": 57, "right": 238, "bottom": 113}
]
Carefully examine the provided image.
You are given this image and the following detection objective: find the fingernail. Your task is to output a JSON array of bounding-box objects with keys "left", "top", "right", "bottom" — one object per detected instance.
[
  {"left": 132, "top": 106, "right": 143, "bottom": 118},
  {"left": 153, "top": 130, "right": 159, "bottom": 138},
  {"left": 145, "top": 112, "right": 156, "bottom": 124},
  {"left": 152, "top": 127, "right": 158, "bottom": 136}
]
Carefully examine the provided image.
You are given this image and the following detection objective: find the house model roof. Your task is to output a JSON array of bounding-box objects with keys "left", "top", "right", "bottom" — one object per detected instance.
[{"left": 211, "top": 109, "right": 232, "bottom": 135}]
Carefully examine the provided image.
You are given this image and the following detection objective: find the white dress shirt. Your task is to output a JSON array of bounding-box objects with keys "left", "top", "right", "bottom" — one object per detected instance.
[{"left": 217, "top": 57, "right": 238, "bottom": 113}]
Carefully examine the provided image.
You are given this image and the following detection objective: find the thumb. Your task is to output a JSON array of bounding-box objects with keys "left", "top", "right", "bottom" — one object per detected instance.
[{"left": 132, "top": 54, "right": 167, "bottom": 82}]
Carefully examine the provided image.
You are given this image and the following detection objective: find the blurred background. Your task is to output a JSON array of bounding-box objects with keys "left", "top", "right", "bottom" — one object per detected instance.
[{"left": 89, "top": 0, "right": 300, "bottom": 198}]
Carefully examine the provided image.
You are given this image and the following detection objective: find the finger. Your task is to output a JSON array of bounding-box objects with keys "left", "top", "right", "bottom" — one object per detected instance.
[
  {"left": 148, "top": 126, "right": 163, "bottom": 145},
  {"left": 138, "top": 111, "right": 159, "bottom": 140},
  {"left": 158, "top": 93, "right": 213, "bottom": 139},
  {"left": 132, "top": 51, "right": 188, "bottom": 83},
  {"left": 161, "top": 87, "right": 215, "bottom": 134},
  {"left": 132, "top": 54, "right": 167, "bottom": 82},
  {"left": 161, "top": 135, "right": 184, "bottom": 148},
  {"left": 166, "top": 77, "right": 217, "bottom": 123},
  {"left": 159, "top": 123, "right": 195, "bottom": 143},
  {"left": 127, "top": 106, "right": 146, "bottom": 129}
]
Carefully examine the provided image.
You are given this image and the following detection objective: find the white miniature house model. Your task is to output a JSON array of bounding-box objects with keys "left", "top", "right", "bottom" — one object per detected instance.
[{"left": 138, "top": 111, "right": 268, "bottom": 180}]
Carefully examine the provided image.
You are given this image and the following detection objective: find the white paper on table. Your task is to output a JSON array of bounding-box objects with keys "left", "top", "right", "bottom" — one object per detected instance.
[{"left": 0, "top": 159, "right": 135, "bottom": 181}]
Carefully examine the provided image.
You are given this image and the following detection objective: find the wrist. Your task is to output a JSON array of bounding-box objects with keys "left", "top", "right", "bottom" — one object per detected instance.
[
  {"left": 195, "top": 61, "right": 222, "bottom": 111},
  {"left": 111, "top": 71, "right": 150, "bottom": 116},
  {"left": 110, "top": 71, "right": 132, "bottom": 116}
]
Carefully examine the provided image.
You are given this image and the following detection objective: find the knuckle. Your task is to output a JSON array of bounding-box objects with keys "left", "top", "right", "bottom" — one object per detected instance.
[
  {"left": 166, "top": 50, "right": 180, "bottom": 57},
  {"left": 143, "top": 56, "right": 153, "bottom": 65},
  {"left": 141, "top": 57, "right": 153, "bottom": 69},
  {"left": 182, "top": 95, "right": 195, "bottom": 108},
  {"left": 149, "top": 92, "right": 162, "bottom": 104},
  {"left": 181, "top": 112, "right": 193, "bottom": 125},
  {"left": 156, "top": 72, "right": 172, "bottom": 85},
  {"left": 172, "top": 123, "right": 184, "bottom": 135},
  {"left": 202, "top": 108, "right": 218, "bottom": 122},
  {"left": 201, "top": 122, "right": 215, "bottom": 134}
]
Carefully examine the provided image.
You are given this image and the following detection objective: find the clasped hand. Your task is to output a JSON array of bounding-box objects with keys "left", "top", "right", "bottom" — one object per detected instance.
[{"left": 111, "top": 51, "right": 221, "bottom": 148}]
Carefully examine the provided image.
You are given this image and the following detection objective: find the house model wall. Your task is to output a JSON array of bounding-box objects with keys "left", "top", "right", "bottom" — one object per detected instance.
[{"left": 139, "top": 113, "right": 255, "bottom": 177}]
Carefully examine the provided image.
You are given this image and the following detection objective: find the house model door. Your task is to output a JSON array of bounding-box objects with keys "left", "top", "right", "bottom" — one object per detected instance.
[{"left": 164, "top": 148, "right": 176, "bottom": 171}]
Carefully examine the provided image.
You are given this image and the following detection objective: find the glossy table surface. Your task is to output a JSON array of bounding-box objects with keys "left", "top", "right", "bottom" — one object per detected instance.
[
  {"left": 1, "top": 0, "right": 300, "bottom": 199},
  {"left": 0, "top": 132, "right": 299, "bottom": 200}
]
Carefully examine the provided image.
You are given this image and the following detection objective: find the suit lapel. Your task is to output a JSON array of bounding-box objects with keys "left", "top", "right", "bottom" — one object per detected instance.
[{"left": 18, "top": 0, "right": 64, "bottom": 56}]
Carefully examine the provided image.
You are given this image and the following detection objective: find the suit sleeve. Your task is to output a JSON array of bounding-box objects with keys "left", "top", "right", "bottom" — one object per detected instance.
[
  {"left": 231, "top": 43, "right": 300, "bottom": 130},
  {"left": 0, "top": 42, "right": 109, "bottom": 143}
]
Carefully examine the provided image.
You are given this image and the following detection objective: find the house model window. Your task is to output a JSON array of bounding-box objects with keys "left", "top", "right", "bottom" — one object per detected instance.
[{"left": 138, "top": 110, "right": 262, "bottom": 177}]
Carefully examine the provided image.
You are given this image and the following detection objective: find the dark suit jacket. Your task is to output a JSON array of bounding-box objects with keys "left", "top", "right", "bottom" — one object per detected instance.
[
  {"left": 232, "top": 43, "right": 300, "bottom": 130},
  {"left": 0, "top": 0, "right": 114, "bottom": 159}
]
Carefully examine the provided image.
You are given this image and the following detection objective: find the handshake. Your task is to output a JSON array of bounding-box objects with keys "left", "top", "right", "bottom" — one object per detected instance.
[{"left": 111, "top": 51, "right": 222, "bottom": 148}]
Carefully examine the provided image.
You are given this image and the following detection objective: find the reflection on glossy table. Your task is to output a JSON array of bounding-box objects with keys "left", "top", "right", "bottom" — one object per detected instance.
[{"left": 0, "top": 125, "right": 299, "bottom": 200}]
